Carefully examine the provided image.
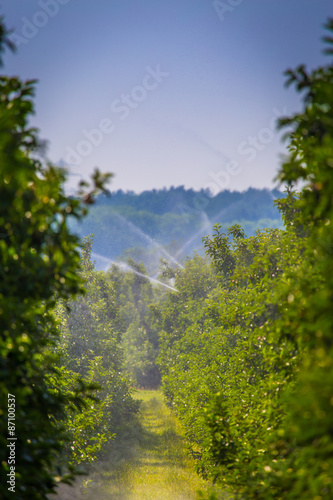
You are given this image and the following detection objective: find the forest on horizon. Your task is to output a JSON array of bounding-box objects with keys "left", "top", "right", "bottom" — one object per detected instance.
[{"left": 71, "top": 186, "right": 283, "bottom": 272}]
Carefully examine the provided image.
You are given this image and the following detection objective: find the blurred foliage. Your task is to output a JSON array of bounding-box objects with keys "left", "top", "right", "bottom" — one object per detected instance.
[
  {"left": 0, "top": 19, "right": 114, "bottom": 499},
  {"left": 259, "top": 17, "right": 333, "bottom": 499},
  {"left": 0, "top": 70, "right": 89, "bottom": 497}
]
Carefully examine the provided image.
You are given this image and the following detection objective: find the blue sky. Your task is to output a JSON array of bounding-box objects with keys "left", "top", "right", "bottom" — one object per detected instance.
[{"left": 2, "top": 0, "right": 333, "bottom": 194}]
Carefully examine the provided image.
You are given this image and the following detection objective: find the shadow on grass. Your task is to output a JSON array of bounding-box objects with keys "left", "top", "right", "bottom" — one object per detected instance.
[
  {"left": 52, "top": 391, "right": 230, "bottom": 500},
  {"left": 79, "top": 394, "right": 190, "bottom": 498},
  {"left": 105, "top": 397, "right": 187, "bottom": 469},
  {"left": 63, "top": 392, "right": 229, "bottom": 500}
]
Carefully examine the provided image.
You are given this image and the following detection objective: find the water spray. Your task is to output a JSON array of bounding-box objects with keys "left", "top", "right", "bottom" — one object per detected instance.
[
  {"left": 113, "top": 213, "right": 184, "bottom": 269},
  {"left": 91, "top": 252, "right": 178, "bottom": 292}
]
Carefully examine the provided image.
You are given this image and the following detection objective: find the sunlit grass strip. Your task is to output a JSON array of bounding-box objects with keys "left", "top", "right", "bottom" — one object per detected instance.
[
  {"left": 113, "top": 389, "right": 226, "bottom": 499},
  {"left": 76, "top": 390, "right": 229, "bottom": 499}
]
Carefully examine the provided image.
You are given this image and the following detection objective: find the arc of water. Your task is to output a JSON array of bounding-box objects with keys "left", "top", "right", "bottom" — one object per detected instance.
[
  {"left": 91, "top": 252, "right": 178, "bottom": 292},
  {"left": 113, "top": 213, "right": 184, "bottom": 269},
  {"left": 175, "top": 211, "right": 211, "bottom": 258},
  {"left": 125, "top": 267, "right": 179, "bottom": 292},
  {"left": 174, "top": 196, "right": 257, "bottom": 258}
]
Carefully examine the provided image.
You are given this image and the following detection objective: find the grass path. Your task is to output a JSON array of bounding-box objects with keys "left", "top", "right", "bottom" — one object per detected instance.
[{"left": 71, "top": 389, "right": 226, "bottom": 500}]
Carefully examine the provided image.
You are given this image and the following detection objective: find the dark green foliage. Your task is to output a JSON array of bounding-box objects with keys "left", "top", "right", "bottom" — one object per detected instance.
[
  {"left": 0, "top": 74, "right": 86, "bottom": 497},
  {"left": 0, "top": 15, "right": 15, "bottom": 66},
  {"left": 256, "top": 19, "right": 333, "bottom": 499},
  {"left": 0, "top": 22, "right": 114, "bottom": 498}
]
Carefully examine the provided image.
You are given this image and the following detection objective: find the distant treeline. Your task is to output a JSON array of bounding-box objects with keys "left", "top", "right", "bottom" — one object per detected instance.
[
  {"left": 70, "top": 187, "right": 283, "bottom": 270},
  {"left": 96, "top": 185, "right": 282, "bottom": 220}
]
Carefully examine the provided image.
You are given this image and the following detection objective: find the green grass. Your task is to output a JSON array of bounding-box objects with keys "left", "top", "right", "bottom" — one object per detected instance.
[
  {"left": 123, "top": 389, "right": 207, "bottom": 499},
  {"left": 55, "top": 390, "right": 229, "bottom": 499}
]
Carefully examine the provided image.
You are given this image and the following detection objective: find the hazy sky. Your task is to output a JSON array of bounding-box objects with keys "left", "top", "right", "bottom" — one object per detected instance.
[{"left": 2, "top": 0, "right": 332, "bottom": 194}]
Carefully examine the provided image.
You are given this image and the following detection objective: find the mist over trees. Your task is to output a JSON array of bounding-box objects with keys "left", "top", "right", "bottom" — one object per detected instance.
[{"left": 70, "top": 186, "right": 283, "bottom": 272}]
